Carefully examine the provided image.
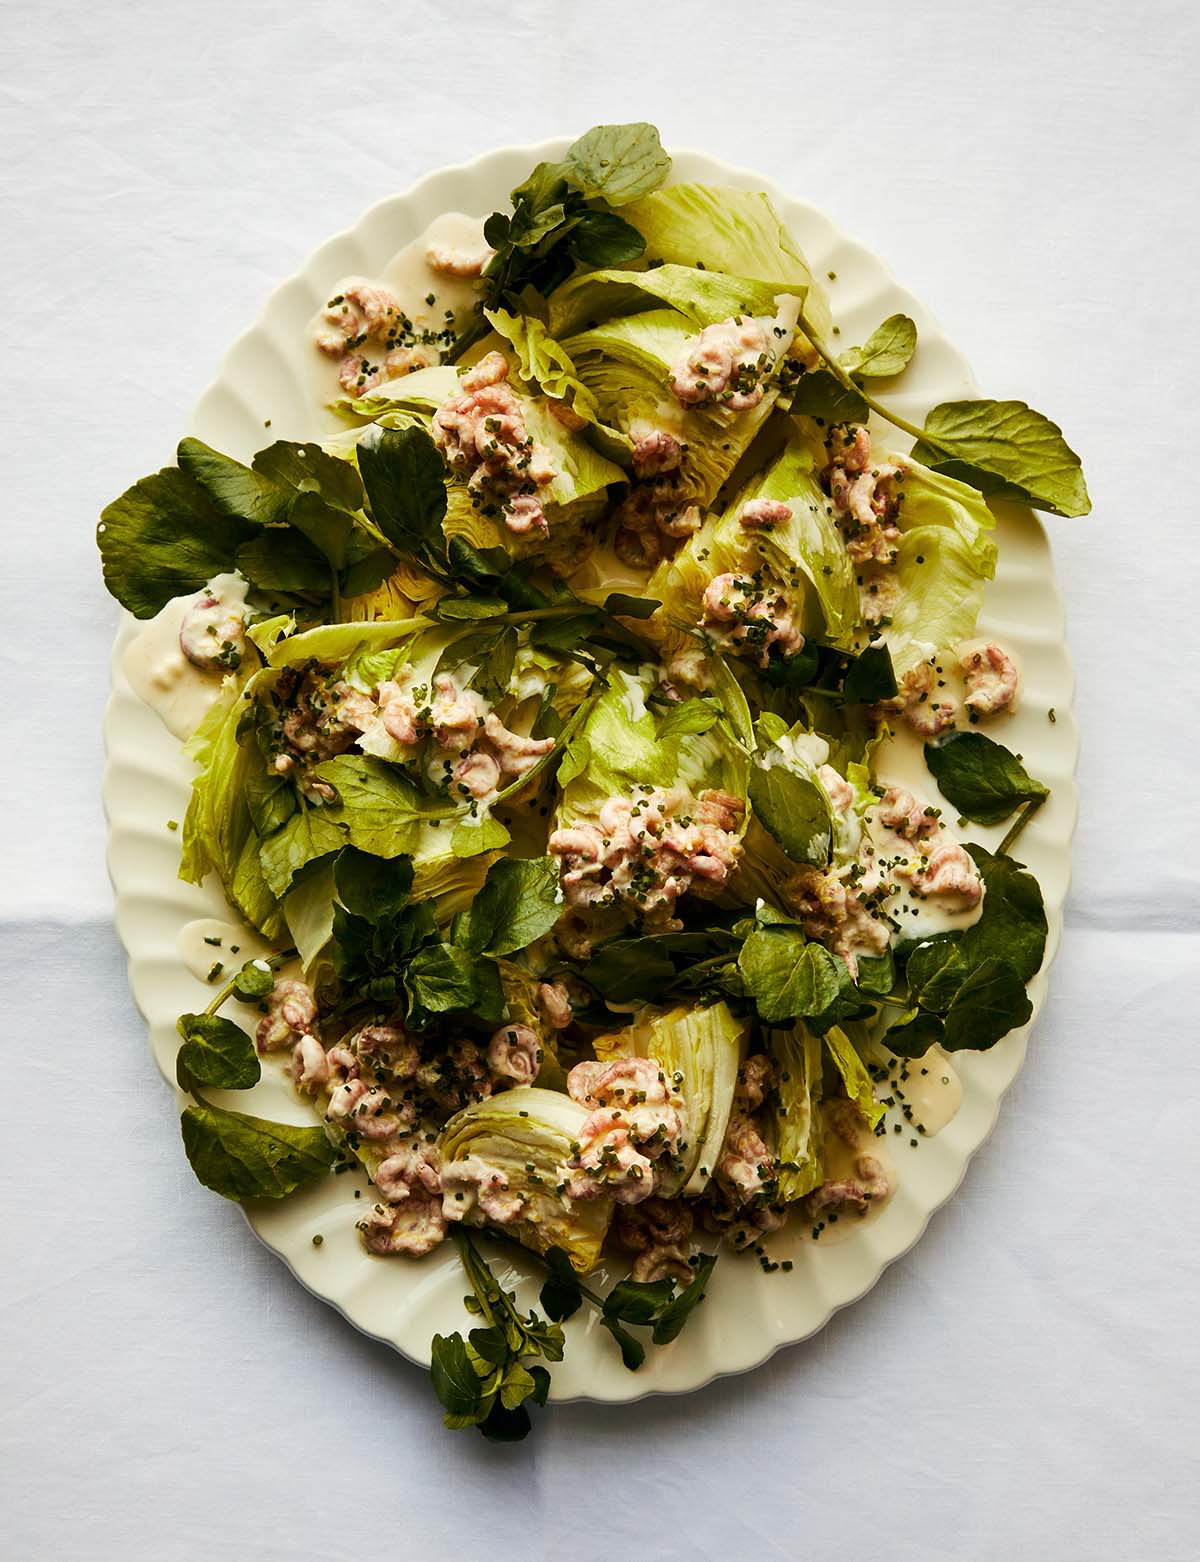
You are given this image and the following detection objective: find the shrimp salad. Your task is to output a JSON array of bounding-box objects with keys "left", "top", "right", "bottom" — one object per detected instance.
[{"left": 99, "top": 124, "right": 1087, "bottom": 1439}]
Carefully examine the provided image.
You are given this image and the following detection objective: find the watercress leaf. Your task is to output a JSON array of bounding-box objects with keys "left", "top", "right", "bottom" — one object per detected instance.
[
  {"left": 177, "top": 437, "right": 290, "bottom": 524},
  {"left": 748, "top": 763, "right": 834, "bottom": 867},
  {"left": 924, "top": 729, "right": 1049, "bottom": 825},
  {"left": 236, "top": 529, "right": 330, "bottom": 595},
  {"left": 430, "top": 1332, "right": 485, "bottom": 1420},
  {"left": 258, "top": 807, "right": 346, "bottom": 897},
  {"left": 838, "top": 314, "right": 918, "bottom": 380},
  {"left": 232, "top": 958, "right": 276, "bottom": 1001},
  {"left": 960, "top": 843, "right": 1048, "bottom": 983},
  {"left": 176, "top": 1014, "right": 261, "bottom": 1091},
  {"left": 906, "top": 938, "right": 968, "bottom": 1012},
  {"left": 357, "top": 425, "right": 448, "bottom": 557},
  {"left": 498, "top": 1362, "right": 539, "bottom": 1412},
  {"left": 433, "top": 595, "right": 510, "bottom": 621},
  {"left": 759, "top": 640, "right": 820, "bottom": 690},
  {"left": 451, "top": 814, "right": 512, "bottom": 859},
  {"left": 483, "top": 211, "right": 510, "bottom": 248},
  {"left": 854, "top": 948, "right": 896, "bottom": 998},
  {"left": 738, "top": 929, "right": 848, "bottom": 1024},
  {"left": 581, "top": 936, "right": 675, "bottom": 1004},
  {"left": 180, "top": 1098, "right": 336, "bottom": 1200},
  {"left": 252, "top": 440, "right": 365, "bottom": 514},
  {"left": 940, "top": 956, "right": 1033, "bottom": 1050},
  {"left": 603, "top": 1278, "right": 676, "bottom": 1326},
  {"left": 557, "top": 736, "right": 591, "bottom": 788},
  {"left": 465, "top": 855, "right": 563, "bottom": 957},
  {"left": 881, "top": 1008, "right": 945, "bottom": 1058},
  {"left": 651, "top": 1252, "right": 718, "bottom": 1345},
  {"left": 539, "top": 1269, "right": 584, "bottom": 1323},
  {"left": 564, "top": 122, "right": 671, "bottom": 205},
  {"left": 286, "top": 490, "right": 356, "bottom": 570},
  {"left": 528, "top": 1365, "right": 552, "bottom": 1407},
  {"left": 842, "top": 642, "right": 899, "bottom": 704},
  {"left": 98, "top": 465, "right": 255, "bottom": 619},
  {"left": 601, "top": 1316, "right": 646, "bottom": 1372},
  {"left": 658, "top": 698, "right": 720, "bottom": 740},
  {"left": 478, "top": 1400, "right": 533, "bottom": 1442},
  {"left": 244, "top": 770, "right": 297, "bottom": 836},
  {"left": 333, "top": 845, "right": 413, "bottom": 922},
  {"left": 911, "top": 399, "right": 1090, "bottom": 518},
  {"left": 789, "top": 369, "right": 869, "bottom": 426},
  {"left": 404, "top": 942, "right": 480, "bottom": 1017},
  {"left": 314, "top": 755, "right": 431, "bottom": 858},
  {"left": 340, "top": 545, "right": 396, "bottom": 600},
  {"left": 604, "top": 592, "right": 661, "bottom": 620},
  {"left": 467, "top": 1325, "right": 511, "bottom": 1370},
  {"left": 570, "top": 210, "right": 647, "bottom": 266},
  {"left": 529, "top": 612, "right": 601, "bottom": 657}
]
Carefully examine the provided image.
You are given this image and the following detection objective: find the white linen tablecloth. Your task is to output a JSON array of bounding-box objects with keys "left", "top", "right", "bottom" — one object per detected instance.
[{"left": 2, "top": 2, "right": 1197, "bottom": 1557}]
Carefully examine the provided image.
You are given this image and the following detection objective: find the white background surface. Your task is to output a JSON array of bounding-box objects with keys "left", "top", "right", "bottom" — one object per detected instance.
[{"left": 2, "top": 1, "right": 1197, "bottom": 1557}]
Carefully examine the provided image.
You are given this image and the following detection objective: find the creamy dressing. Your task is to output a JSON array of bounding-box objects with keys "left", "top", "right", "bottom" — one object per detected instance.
[
  {"left": 876, "top": 1041, "right": 962, "bottom": 1137},
  {"left": 800, "top": 1104, "right": 897, "bottom": 1245},
  {"left": 176, "top": 918, "right": 265, "bottom": 982},
  {"left": 123, "top": 578, "right": 244, "bottom": 740},
  {"left": 381, "top": 212, "right": 490, "bottom": 330}
]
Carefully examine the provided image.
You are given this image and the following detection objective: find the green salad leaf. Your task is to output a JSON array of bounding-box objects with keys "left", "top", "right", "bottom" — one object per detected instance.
[
  {"left": 175, "top": 1013, "right": 261, "bottom": 1092},
  {"left": 838, "top": 314, "right": 918, "bottom": 379},
  {"left": 911, "top": 400, "right": 1090, "bottom": 518},
  {"left": 924, "top": 730, "right": 1050, "bottom": 825},
  {"left": 180, "top": 1097, "right": 337, "bottom": 1201}
]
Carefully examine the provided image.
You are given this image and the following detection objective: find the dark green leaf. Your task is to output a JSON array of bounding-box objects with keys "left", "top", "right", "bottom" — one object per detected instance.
[
  {"left": 405, "top": 943, "right": 505, "bottom": 1026},
  {"left": 940, "top": 957, "right": 1032, "bottom": 1051},
  {"left": 604, "top": 592, "right": 661, "bottom": 620},
  {"left": 334, "top": 845, "right": 414, "bottom": 922},
  {"left": 177, "top": 437, "right": 290, "bottom": 524},
  {"left": 564, "top": 123, "right": 671, "bottom": 205},
  {"left": 180, "top": 1098, "right": 336, "bottom": 1200},
  {"left": 925, "top": 730, "right": 1049, "bottom": 826},
  {"left": 571, "top": 210, "right": 646, "bottom": 266},
  {"left": 478, "top": 1400, "right": 533, "bottom": 1442},
  {"left": 789, "top": 369, "right": 869, "bottom": 426},
  {"left": 176, "top": 1013, "right": 261, "bottom": 1092},
  {"left": 236, "top": 529, "right": 330, "bottom": 595},
  {"left": 539, "top": 1269, "right": 584, "bottom": 1323},
  {"left": 467, "top": 1326, "right": 512, "bottom": 1370},
  {"left": 959, "top": 844, "right": 1048, "bottom": 984},
  {"left": 314, "top": 755, "right": 430, "bottom": 858},
  {"left": 232, "top": 958, "right": 276, "bottom": 1001},
  {"left": 430, "top": 1332, "right": 485, "bottom": 1419},
  {"left": 842, "top": 643, "right": 898, "bottom": 704},
  {"left": 601, "top": 1316, "right": 646, "bottom": 1372},
  {"left": 748, "top": 763, "right": 834, "bottom": 867},
  {"left": 911, "top": 399, "right": 1090, "bottom": 517},
  {"left": 854, "top": 948, "right": 896, "bottom": 998},
  {"left": 252, "top": 440, "right": 365, "bottom": 513},
  {"left": 98, "top": 465, "right": 256, "bottom": 619},
  {"left": 881, "top": 1008, "right": 945, "bottom": 1059},
  {"left": 582, "top": 936, "right": 676, "bottom": 1004},
  {"left": 738, "top": 929, "right": 854, "bottom": 1025},
  {"left": 464, "top": 855, "right": 563, "bottom": 957},
  {"left": 651, "top": 1253, "right": 718, "bottom": 1345},
  {"left": 286, "top": 490, "right": 356, "bottom": 570},
  {"left": 528, "top": 1365, "right": 551, "bottom": 1407},
  {"left": 658, "top": 698, "right": 720, "bottom": 740},
  {"left": 838, "top": 314, "right": 918, "bottom": 380},
  {"left": 451, "top": 814, "right": 512, "bottom": 859},
  {"left": 603, "top": 1278, "right": 676, "bottom": 1326},
  {"left": 357, "top": 425, "right": 448, "bottom": 558},
  {"left": 258, "top": 806, "right": 346, "bottom": 897},
  {"left": 244, "top": 770, "right": 298, "bottom": 836},
  {"left": 340, "top": 545, "right": 396, "bottom": 600},
  {"left": 433, "top": 595, "right": 510, "bottom": 621}
]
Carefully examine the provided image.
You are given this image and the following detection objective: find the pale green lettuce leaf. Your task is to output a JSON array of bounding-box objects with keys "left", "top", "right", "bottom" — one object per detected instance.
[
  {"left": 548, "top": 262, "right": 783, "bottom": 340},
  {"left": 438, "top": 1087, "right": 614, "bottom": 1272},
  {"left": 822, "top": 1024, "right": 885, "bottom": 1129},
  {"left": 623, "top": 183, "right": 832, "bottom": 337},
  {"left": 594, "top": 1001, "right": 747, "bottom": 1195},
  {"left": 768, "top": 1024, "right": 825, "bottom": 1201},
  {"left": 885, "top": 457, "right": 998, "bottom": 678}
]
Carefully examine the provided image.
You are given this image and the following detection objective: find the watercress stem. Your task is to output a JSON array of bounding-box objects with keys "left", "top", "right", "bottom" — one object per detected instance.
[
  {"left": 800, "top": 314, "right": 931, "bottom": 446},
  {"left": 997, "top": 794, "right": 1047, "bottom": 856}
]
